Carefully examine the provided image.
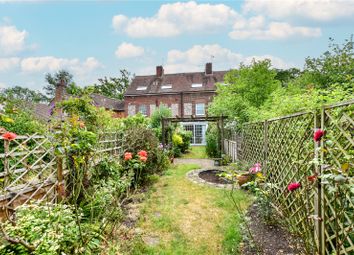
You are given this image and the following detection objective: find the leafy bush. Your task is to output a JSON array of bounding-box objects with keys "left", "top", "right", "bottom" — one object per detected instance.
[
  {"left": 178, "top": 129, "right": 192, "bottom": 153},
  {"left": 122, "top": 126, "right": 169, "bottom": 181},
  {"left": 206, "top": 124, "right": 220, "bottom": 158},
  {"left": 0, "top": 204, "right": 101, "bottom": 255}
]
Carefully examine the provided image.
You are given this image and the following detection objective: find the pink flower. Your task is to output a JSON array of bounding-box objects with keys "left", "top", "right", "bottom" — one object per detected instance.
[
  {"left": 139, "top": 156, "right": 147, "bottom": 162},
  {"left": 249, "top": 163, "right": 261, "bottom": 174},
  {"left": 288, "top": 182, "right": 301, "bottom": 192},
  {"left": 138, "top": 150, "right": 148, "bottom": 157},
  {"left": 314, "top": 129, "right": 325, "bottom": 142},
  {"left": 2, "top": 132, "right": 17, "bottom": 141},
  {"left": 124, "top": 152, "right": 132, "bottom": 161}
]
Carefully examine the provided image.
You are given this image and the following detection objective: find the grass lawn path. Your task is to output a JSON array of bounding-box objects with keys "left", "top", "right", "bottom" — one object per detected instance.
[{"left": 130, "top": 148, "right": 250, "bottom": 255}]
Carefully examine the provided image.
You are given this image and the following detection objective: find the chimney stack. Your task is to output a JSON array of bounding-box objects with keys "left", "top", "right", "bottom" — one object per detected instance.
[
  {"left": 54, "top": 78, "right": 66, "bottom": 104},
  {"left": 156, "top": 65, "right": 164, "bottom": 78},
  {"left": 205, "top": 62, "right": 212, "bottom": 75}
]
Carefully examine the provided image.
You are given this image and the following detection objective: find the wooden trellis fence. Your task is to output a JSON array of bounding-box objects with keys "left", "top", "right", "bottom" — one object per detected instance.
[
  {"left": 224, "top": 99, "right": 354, "bottom": 255},
  {"left": 0, "top": 131, "right": 124, "bottom": 218}
]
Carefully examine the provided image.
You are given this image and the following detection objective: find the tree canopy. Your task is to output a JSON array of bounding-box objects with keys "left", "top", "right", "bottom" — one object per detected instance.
[
  {"left": 1, "top": 86, "right": 49, "bottom": 103},
  {"left": 93, "top": 70, "right": 131, "bottom": 100}
]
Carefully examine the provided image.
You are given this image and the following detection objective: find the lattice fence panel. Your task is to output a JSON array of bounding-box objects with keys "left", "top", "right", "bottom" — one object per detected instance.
[
  {"left": 0, "top": 134, "right": 58, "bottom": 214},
  {"left": 240, "top": 121, "right": 265, "bottom": 164},
  {"left": 322, "top": 101, "right": 354, "bottom": 255},
  {"left": 266, "top": 112, "right": 316, "bottom": 252},
  {"left": 0, "top": 131, "right": 125, "bottom": 216}
]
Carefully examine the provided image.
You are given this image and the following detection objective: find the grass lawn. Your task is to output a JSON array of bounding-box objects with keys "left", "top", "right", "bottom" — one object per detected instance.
[
  {"left": 128, "top": 163, "right": 250, "bottom": 255},
  {"left": 181, "top": 146, "right": 208, "bottom": 159}
]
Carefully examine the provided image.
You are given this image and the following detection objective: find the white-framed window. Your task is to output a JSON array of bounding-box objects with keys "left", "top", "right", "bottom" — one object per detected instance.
[
  {"left": 195, "top": 103, "right": 205, "bottom": 116},
  {"left": 136, "top": 86, "right": 147, "bottom": 91},
  {"left": 138, "top": 105, "right": 147, "bottom": 116},
  {"left": 191, "top": 83, "right": 203, "bottom": 88},
  {"left": 161, "top": 84, "right": 172, "bottom": 89}
]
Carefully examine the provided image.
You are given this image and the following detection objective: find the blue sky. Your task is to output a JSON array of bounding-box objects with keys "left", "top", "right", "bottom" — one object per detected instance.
[{"left": 0, "top": 0, "right": 353, "bottom": 92}]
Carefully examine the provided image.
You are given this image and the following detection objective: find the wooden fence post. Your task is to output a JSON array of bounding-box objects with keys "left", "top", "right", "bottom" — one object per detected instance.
[
  {"left": 314, "top": 110, "right": 325, "bottom": 255},
  {"left": 56, "top": 157, "right": 65, "bottom": 202},
  {"left": 3, "top": 139, "right": 10, "bottom": 188}
]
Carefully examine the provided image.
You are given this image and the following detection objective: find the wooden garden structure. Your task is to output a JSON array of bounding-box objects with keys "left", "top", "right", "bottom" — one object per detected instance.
[
  {"left": 161, "top": 115, "right": 227, "bottom": 151},
  {"left": 224, "top": 99, "right": 354, "bottom": 255},
  {"left": 0, "top": 131, "right": 123, "bottom": 219}
]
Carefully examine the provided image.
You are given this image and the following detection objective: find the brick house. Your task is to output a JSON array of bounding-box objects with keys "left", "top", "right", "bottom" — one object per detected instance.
[{"left": 124, "top": 63, "right": 227, "bottom": 145}]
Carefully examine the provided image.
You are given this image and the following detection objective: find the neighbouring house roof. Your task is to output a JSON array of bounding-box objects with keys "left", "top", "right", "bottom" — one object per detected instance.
[
  {"left": 29, "top": 93, "right": 124, "bottom": 121},
  {"left": 91, "top": 93, "right": 124, "bottom": 111},
  {"left": 125, "top": 70, "right": 228, "bottom": 96}
]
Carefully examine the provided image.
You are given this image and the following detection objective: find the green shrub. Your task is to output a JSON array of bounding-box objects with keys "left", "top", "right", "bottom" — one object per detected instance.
[
  {"left": 178, "top": 130, "right": 192, "bottom": 153},
  {"left": 0, "top": 204, "right": 101, "bottom": 255},
  {"left": 206, "top": 124, "right": 221, "bottom": 158}
]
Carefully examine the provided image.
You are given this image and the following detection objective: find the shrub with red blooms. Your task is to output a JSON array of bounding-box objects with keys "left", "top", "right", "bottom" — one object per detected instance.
[
  {"left": 2, "top": 132, "right": 17, "bottom": 141},
  {"left": 313, "top": 129, "right": 325, "bottom": 142},
  {"left": 138, "top": 150, "right": 148, "bottom": 158},
  {"left": 288, "top": 182, "right": 301, "bottom": 192},
  {"left": 124, "top": 152, "right": 133, "bottom": 161},
  {"left": 139, "top": 156, "right": 147, "bottom": 162}
]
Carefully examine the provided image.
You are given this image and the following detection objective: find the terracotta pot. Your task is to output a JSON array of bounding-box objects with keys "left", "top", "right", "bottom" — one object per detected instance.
[{"left": 237, "top": 174, "right": 251, "bottom": 186}]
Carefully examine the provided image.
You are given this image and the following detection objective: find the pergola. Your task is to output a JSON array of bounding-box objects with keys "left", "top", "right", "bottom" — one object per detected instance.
[{"left": 161, "top": 115, "right": 227, "bottom": 152}]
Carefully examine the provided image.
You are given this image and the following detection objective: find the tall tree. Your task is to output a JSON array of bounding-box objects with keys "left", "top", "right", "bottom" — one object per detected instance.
[
  {"left": 304, "top": 36, "right": 354, "bottom": 89},
  {"left": 1, "top": 86, "right": 49, "bottom": 103},
  {"left": 93, "top": 69, "right": 131, "bottom": 100},
  {"left": 44, "top": 70, "right": 74, "bottom": 98}
]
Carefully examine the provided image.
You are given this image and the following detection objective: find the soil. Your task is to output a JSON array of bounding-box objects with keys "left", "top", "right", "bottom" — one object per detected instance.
[
  {"left": 198, "top": 169, "right": 233, "bottom": 184},
  {"left": 241, "top": 203, "right": 306, "bottom": 255}
]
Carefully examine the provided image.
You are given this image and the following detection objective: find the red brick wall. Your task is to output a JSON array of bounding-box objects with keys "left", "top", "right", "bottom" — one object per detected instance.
[{"left": 124, "top": 91, "right": 215, "bottom": 117}]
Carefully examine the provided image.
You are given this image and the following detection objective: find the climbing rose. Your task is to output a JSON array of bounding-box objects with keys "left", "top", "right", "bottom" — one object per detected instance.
[
  {"left": 249, "top": 163, "right": 261, "bottom": 174},
  {"left": 138, "top": 150, "right": 148, "bottom": 157},
  {"left": 288, "top": 182, "right": 301, "bottom": 192},
  {"left": 124, "top": 152, "right": 132, "bottom": 161},
  {"left": 139, "top": 156, "right": 147, "bottom": 162},
  {"left": 314, "top": 129, "right": 325, "bottom": 142},
  {"left": 2, "top": 132, "right": 17, "bottom": 141}
]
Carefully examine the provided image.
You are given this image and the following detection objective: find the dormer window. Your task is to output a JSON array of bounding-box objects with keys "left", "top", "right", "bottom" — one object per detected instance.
[
  {"left": 136, "top": 86, "right": 147, "bottom": 91},
  {"left": 161, "top": 84, "right": 172, "bottom": 89},
  {"left": 191, "top": 83, "right": 202, "bottom": 88}
]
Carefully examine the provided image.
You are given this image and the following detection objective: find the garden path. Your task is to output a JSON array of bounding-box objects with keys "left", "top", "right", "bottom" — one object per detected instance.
[{"left": 126, "top": 148, "right": 249, "bottom": 254}]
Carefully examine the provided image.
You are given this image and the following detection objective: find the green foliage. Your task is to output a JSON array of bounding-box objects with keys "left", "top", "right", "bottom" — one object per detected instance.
[
  {"left": 150, "top": 105, "right": 172, "bottom": 129},
  {"left": 304, "top": 36, "right": 354, "bottom": 89},
  {"left": 122, "top": 126, "right": 169, "bottom": 179},
  {"left": 206, "top": 123, "right": 220, "bottom": 158},
  {"left": 93, "top": 70, "right": 131, "bottom": 100},
  {"left": 120, "top": 113, "right": 149, "bottom": 131},
  {"left": 1, "top": 86, "right": 49, "bottom": 103},
  {"left": 0, "top": 101, "right": 46, "bottom": 135},
  {"left": 209, "top": 59, "right": 280, "bottom": 123},
  {"left": 0, "top": 204, "right": 101, "bottom": 255}
]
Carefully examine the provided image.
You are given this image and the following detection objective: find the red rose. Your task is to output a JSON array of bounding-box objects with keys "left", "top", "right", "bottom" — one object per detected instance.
[
  {"left": 2, "top": 132, "right": 17, "bottom": 141},
  {"left": 313, "top": 129, "right": 325, "bottom": 142},
  {"left": 307, "top": 174, "right": 318, "bottom": 182},
  {"left": 138, "top": 150, "right": 148, "bottom": 157},
  {"left": 288, "top": 182, "right": 301, "bottom": 192},
  {"left": 139, "top": 156, "right": 147, "bottom": 162},
  {"left": 124, "top": 152, "right": 133, "bottom": 161}
]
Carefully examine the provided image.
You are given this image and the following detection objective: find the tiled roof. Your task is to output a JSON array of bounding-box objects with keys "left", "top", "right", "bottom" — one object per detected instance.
[
  {"left": 125, "top": 70, "right": 228, "bottom": 96},
  {"left": 91, "top": 93, "right": 124, "bottom": 111}
]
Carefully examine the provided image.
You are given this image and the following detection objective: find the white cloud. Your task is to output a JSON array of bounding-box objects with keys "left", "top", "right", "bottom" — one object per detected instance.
[
  {"left": 115, "top": 42, "right": 145, "bottom": 59},
  {"left": 112, "top": 1, "right": 238, "bottom": 38},
  {"left": 0, "top": 57, "right": 20, "bottom": 71},
  {"left": 20, "top": 56, "right": 103, "bottom": 75},
  {"left": 139, "top": 44, "right": 292, "bottom": 75},
  {"left": 0, "top": 82, "right": 7, "bottom": 89},
  {"left": 229, "top": 20, "right": 321, "bottom": 40},
  {"left": 0, "top": 25, "right": 28, "bottom": 55},
  {"left": 243, "top": 0, "right": 354, "bottom": 21}
]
